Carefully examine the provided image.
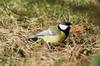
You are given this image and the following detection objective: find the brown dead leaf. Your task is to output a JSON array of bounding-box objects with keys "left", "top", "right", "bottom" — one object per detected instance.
[{"left": 70, "top": 25, "right": 86, "bottom": 34}]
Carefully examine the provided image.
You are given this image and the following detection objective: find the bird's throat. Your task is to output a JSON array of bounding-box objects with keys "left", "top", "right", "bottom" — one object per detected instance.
[{"left": 62, "top": 28, "right": 70, "bottom": 37}]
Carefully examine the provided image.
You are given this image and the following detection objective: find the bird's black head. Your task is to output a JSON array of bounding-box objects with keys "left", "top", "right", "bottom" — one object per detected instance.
[{"left": 58, "top": 21, "right": 72, "bottom": 36}]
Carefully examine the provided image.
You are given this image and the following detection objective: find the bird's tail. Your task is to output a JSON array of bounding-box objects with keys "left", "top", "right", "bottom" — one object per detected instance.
[
  {"left": 26, "top": 35, "right": 43, "bottom": 39},
  {"left": 26, "top": 35, "right": 38, "bottom": 39}
]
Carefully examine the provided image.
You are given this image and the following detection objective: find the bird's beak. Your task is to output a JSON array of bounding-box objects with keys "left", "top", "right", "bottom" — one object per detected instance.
[{"left": 69, "top": 25, "right": 72, "bottom": 27}]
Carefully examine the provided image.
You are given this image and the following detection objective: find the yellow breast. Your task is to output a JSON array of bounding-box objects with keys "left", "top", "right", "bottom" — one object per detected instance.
[{"left": 42, "top": 31, "right": 66, "bottom": 44}]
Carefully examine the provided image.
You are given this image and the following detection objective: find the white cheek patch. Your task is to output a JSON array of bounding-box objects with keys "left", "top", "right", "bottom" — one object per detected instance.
[{"left": 59, "top": 24, "right": 68, "bottom": 30}]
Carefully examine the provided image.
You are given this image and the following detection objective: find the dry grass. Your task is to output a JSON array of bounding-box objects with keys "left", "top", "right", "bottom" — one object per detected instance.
[{"left": 0, "top": 0, "right": 100, "bottom": 66}]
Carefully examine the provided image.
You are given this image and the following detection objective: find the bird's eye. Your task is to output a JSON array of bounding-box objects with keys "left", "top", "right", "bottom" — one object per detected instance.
[{"left": 59, "top": 24, "right": 68, "bottom": 30}]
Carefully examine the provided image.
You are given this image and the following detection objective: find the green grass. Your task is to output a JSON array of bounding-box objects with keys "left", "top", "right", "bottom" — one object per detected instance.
[{"left": 0, "top": 0, "right": 100, "bottom": 66}]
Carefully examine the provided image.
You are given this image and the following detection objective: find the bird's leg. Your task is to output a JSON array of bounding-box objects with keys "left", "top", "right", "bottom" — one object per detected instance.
[
  {"left": 46, "top": 42, "right": 52, "bottom": 49},
  {"left": 46, "top": 43, "right": 55, "bottom": 49}
]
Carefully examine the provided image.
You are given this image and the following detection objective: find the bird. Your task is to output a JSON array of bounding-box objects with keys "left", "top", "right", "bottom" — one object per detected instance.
[{"left": 26, "top": 21, "right": 72, "bottom": 49}]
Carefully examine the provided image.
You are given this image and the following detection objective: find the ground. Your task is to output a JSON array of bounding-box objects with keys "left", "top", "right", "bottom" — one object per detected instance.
[{"left": 0, "top": 0, "right": 100, "bottom": 66}]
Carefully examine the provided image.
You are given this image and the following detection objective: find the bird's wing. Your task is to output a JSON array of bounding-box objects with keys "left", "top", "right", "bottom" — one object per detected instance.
[
  {"left": 37, "top": 26, "right": 60, "bottom": 36},
  {"left": 37, "top": 30, "right": 51, "bottom": 36},
  {"left": 26, "top": 26, "right": 60, "bottom": 39},
  {"left": 37, "top": 29, "right": 60, "bottom": 36}
]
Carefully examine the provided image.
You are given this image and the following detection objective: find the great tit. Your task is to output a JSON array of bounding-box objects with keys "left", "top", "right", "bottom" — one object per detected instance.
[{"left": 26, "top": 21, "right": 72, "bottom": 49}]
